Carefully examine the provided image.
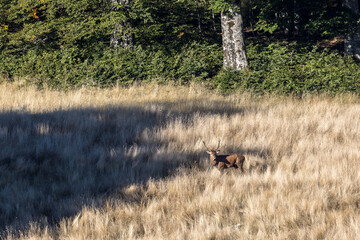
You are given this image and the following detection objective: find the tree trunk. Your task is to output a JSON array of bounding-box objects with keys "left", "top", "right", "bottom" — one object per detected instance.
[
  {"left": 110, "top": 0, "right": 134, "bottom": 49},
  {"left": 344, "top": 0, "right": 360, "bottom": 60},
  {"left": 221, "top": 6, "right": 248, "bottom": 70},
  {"left": 212, "top": 10, "right": 217, "bottom": 32}
]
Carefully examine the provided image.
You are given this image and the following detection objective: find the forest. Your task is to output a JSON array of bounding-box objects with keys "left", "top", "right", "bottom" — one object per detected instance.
[{"left": 0, "top": 0, "right": 359, "bottom": 94}]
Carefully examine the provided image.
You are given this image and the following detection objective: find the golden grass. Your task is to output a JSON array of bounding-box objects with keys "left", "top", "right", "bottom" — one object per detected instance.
[{"left": 1, "top": 82, "right": 360, "bottom": 239}]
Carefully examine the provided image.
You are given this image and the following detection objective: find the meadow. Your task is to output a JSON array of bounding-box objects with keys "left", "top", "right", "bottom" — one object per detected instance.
[{"left": 1, "top": 82, "right": 360, "bottom": 239}]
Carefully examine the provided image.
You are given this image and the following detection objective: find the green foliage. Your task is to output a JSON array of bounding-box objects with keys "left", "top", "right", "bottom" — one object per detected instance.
[
  {"left": 213, "top": 42, "right": 360, "bottom": 95},
  {"left": 0, "top": 0, "right": 359, "bottom": 95},
  {"left": 0, "top": 42, "right": 222, "bottom": 88},
  {"left": 252, "top": 0, "right": 358, "bottom": 37},
  {"left": 0, "top": 0, "right": 222, "bottom": 88},
  {"left": 209, "top": 0, "right": 240, "bottom": 13}
]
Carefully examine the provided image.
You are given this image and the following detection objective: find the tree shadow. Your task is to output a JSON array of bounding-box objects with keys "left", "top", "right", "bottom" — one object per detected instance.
[{"left": 0, "top": 100, "right": 267, "bottom": 236}]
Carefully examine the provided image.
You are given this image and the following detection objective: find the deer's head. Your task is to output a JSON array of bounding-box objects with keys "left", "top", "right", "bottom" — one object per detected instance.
[
  {"left": 206, "top": 149, "right": 219, "bottom": 156},
  {"left": 203, "top": 140, "right": 220, "bottom": 159}
]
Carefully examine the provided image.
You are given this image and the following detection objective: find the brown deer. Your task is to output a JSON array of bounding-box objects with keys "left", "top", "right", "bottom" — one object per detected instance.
[{"left": 203, "top": 141, "right": 245, "bottom": 172}]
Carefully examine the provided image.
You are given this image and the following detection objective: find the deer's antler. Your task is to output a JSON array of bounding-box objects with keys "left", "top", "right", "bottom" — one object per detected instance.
[{"left": 216, "top": 139, "right": 221, "bottom": 150}]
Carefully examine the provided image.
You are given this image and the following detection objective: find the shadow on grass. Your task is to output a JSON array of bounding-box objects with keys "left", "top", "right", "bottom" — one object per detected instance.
[{"left": 0, "top": 100, "right": 267, "bottom": 236}]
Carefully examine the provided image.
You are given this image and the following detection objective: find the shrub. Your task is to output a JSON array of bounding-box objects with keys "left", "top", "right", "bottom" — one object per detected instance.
[
  {"left": 212, "top": 42, "right": 360, "bottom": 95},
  {"left": 0, "top": 42, "right": 222, "bottom": 88}
]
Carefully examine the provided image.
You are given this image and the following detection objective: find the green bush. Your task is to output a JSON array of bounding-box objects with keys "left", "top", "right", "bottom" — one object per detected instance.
[
  {"left": 0, "top": 42, "right": 222, "bottom": 88},
  {"left": 1, "top": 0, "right": 359, "bottom": 94},
  {"left": 212, "top": 42, "right": 360, "bottom": 95},
  {"left": 1, "top": 38, "right": 359, "bottom": 95}
]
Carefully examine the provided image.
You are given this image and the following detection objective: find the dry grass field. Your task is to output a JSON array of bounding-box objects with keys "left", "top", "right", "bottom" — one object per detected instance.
[{"left": 0, "top": 82, "right": 359, "bottom": 239}]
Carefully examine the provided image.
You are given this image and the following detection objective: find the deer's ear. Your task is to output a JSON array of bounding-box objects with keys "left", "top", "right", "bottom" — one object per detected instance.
[{"left": 206, "top": 151, "right": 211, "bottom": 154}]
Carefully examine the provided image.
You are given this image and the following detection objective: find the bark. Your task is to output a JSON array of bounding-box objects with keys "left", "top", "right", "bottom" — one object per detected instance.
[
  {"left": 212, "top": 10, "right": 217, "bottom": 32},
  {"left": 110, "top": 0, "right": 134, "bottom": 49},
  {"left": 221, "top": 6, "right": 248, "bottom": 70},
  {"left": 344, "top": 0, "right": 360, "bottom": 60},
  {"left": 198, "top": 12, "right": 202, "bottom": 33}
]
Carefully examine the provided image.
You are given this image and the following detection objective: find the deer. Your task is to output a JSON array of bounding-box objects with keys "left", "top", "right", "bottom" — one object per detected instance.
[{"left": 203, "top": 140, "right": 245, "bottom": 173}]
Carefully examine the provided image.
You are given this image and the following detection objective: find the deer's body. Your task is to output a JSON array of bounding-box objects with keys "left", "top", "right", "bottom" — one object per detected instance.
[
  {"left": 207, "top": 150, "right": 245, "bottom": 172},
  {"left": 203, "top": 141, "right": 245, "bottom": 172}
]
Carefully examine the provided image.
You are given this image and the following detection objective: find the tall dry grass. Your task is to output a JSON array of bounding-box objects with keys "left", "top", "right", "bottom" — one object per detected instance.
[{"left": 1, "top": 82, "right": 359, "bottom": 239}]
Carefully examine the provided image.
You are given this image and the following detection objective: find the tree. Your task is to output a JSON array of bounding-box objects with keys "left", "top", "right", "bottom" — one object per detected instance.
[
  {"left": 212, "top": 0, "right": 248, "bottom": 70},
  {"left": 221, "top": 4, "right": 248, "bottom": 70},
  {"left": 344, "top": 0, "right": 360, "bottom": 60}
]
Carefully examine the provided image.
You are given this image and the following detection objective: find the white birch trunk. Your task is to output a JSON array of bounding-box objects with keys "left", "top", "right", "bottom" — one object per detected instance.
[
  {"left": 221, "top": 6, "right": 248, "bottom": 70},
  {"left": 344, "top": 0, "right": 360, "bottom": 60}
]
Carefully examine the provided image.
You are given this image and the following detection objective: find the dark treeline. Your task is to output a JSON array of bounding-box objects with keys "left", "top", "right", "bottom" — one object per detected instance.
[{"left": 0, "top": 0, "right": 359, "bottom": 94}]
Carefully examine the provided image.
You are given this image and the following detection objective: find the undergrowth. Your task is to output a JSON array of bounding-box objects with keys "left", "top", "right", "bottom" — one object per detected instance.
[{"left": 1, "top": 40, "right": 359, "bottom": 95}]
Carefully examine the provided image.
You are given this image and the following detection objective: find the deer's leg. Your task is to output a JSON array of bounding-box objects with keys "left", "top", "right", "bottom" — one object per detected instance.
[
  {"left": 217, "top": 162, "right": 225, "bottom": 172},
  {"left": 236, "top": 156, "right": 245, "bottom": 173},
  {"left": 241, "top": 157, "right": 245, "bottom": 173}
]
